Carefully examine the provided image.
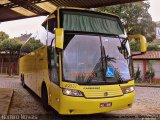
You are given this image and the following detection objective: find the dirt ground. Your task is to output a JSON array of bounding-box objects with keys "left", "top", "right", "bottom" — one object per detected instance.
[{"left": 0, "top": 76, "right": 160, "bottom": 120}]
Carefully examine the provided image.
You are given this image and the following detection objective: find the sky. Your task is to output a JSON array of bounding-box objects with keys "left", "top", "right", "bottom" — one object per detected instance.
[
  {"left": 0, "top": 16, "right": 46, "bottom": 38},
  {"left": 148, "top": 0, "right": 160, "bottom": 22},
  {"left": 0, "top": 0, "right": 160, "bottom": 38}
]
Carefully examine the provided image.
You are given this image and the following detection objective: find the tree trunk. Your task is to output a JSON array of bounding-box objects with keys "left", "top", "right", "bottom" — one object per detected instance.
[{"left": 8, "top": 51, "right": 12, "bottom": 76}]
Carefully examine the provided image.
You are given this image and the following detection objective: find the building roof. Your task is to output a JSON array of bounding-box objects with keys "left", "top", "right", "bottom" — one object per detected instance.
[
  {"left": 0, "top": 0, "right": 144, "bottom": 22},
  {"left": 14, "top": 33, "right": 32, "bottom": 44},
  {"left": 133, "top": 51, "right": 160, "bottom": 60}
]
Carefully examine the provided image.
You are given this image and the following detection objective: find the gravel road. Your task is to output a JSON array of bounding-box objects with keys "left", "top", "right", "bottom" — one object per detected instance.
[{"left": 0, "top": 76, "right": 160, "bottom": 120}]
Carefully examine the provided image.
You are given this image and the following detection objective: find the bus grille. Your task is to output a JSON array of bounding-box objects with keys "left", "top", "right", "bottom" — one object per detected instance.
[{"left": 84, "top": 90, "right": 123, "bottom": 98}]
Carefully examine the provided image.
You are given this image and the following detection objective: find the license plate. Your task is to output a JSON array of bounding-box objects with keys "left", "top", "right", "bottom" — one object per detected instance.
[{"left": 100, "top": 102, "right": 112, "bottom": 108}]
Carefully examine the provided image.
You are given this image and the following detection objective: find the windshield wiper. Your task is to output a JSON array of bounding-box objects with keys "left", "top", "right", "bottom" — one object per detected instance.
[
  {"left": 104, "top": 55, "right": 116, "bottom": 63},
  {"left": 86, "top": 36, "right": 117, "bottom": 83},
  {"left": 85, "top": 38, "right": 106, "bottom": 83},
  {"left": 86, "top": 55, "right": 117, "bottom": 80}
]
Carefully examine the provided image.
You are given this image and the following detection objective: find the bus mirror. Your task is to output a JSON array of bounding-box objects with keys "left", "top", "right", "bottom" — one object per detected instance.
[
  {"left": 128, "top": 34, "right": 147, "bottom": 56},
  {"left": 55, "top": 28, "right": 64, "bottom": 49}
]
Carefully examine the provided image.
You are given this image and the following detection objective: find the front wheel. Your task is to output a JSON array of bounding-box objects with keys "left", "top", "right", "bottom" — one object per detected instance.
[{"left": 42, "top": 85, "right": 49, "bottom": 111}]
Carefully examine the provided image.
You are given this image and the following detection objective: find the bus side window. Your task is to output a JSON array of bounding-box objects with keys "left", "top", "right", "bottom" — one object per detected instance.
[
  {"left": 20, "top": 38, "right": 31, "bottom": 57},
  {"left": 20, "top": 35, "right": 43, "bottom": 56},
  {"left": 45, "top": 17, "right": 56, "bottom": 46},
  {"left": 46, "top": 16, "right": 59, "bottom": 85},
  {"left": 48, "top": 32, "right": 55, "bottom": 46},
  {"left": 38, "top": 27, "right": 48, "bottom": 45}
]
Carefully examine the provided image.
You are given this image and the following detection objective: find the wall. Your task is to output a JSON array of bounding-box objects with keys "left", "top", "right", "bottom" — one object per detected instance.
[
  {"left": 0, "top": 54, "right": 19, "bottom": 75},
  {"left": 133, "top": 59, "right": 160, "bottom": 79},
  {"left": 151, "top": 60, "right": 160, "bottom": 78},
  {"left": 133, "top": 60, "right": 144, "bottom": 79}
]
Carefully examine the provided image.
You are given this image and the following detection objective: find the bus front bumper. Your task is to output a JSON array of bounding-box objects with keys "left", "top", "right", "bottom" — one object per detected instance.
[{"left": 59, "top": 91, "right": 135, "bottom": 115}]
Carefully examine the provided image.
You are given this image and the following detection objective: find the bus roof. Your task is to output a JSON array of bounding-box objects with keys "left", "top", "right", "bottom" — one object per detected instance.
[
  {"left": 42, "top": 7, "right": 125, "bottom": 36},
  {"left": 43, "top": 7, "right": 120, "bottom": 24}
]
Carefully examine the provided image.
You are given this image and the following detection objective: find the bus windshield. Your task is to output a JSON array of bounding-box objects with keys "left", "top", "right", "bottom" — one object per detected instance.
[{"left": 62, "top": 34, "right": 132, "bottom": 85}]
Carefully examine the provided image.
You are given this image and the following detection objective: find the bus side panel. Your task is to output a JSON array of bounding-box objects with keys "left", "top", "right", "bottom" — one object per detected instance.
[
  {"left": 49, "top": 82, "right": 61, "bottom": 112},
  {"left": 19, "top": 51, "right": 37, "bottom": 93},
  {"left": 36, "top": 46, "right": 50, "bottom": 97},
  {"left": 20, "top": 46, "right": 51, "bottom": 100}
]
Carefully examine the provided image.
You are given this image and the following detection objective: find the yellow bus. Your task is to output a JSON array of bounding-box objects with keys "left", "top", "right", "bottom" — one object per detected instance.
[{"left": 19, "top": 7, "right": 147, "bottom": 115}]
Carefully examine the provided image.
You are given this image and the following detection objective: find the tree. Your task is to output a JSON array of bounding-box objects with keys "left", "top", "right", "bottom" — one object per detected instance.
[
  {"left": 0, "top": 38, "right": 22, "bottom": 75},
  {"left": 135, "top": 65, "right": 141, "bottom": 82},
  {"left": 14, "top": 33, "right": 32, "bottom": 44},
  {"left": 0, "top": 31, "right": 44, "bottom": 75},
  {"left": 146, "top": 61, "right": 155, "bottom": 81},
  {"left": 20, "top": 37, "right": 43, "bottom": 55},
  {"left": 0, "top": 31, "right": 9, "bottom": 41},
  {"left": 129, "top": 40, "right": 140, "bottom": 52},
  {"left": 147, "top": 44, "right": 160, "bottom": 51},
  {"left": 96, "top": 2, "right": 156, "bottom": 42}
]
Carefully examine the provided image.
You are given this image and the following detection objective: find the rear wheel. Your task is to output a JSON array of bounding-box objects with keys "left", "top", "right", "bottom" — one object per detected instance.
[
  {"left": 42, "top": 84, "right": 49, "bottom": 111},
  {"left": 21, "top": 74, "right": 26, "bottom": 88}
]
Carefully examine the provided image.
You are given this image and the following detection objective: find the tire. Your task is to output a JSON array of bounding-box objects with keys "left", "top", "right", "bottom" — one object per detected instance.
[
  {"left": 21, "top": 75, "right": 26, "bottom": 88},
  {"left": 42, "top": 84, "right": 49, "bottom": 111}
]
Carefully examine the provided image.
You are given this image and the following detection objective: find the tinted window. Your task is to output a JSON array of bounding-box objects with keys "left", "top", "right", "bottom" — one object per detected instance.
[
  {"left": 48, "top": 31, "right": 55, "bottom": 46},
  {"left": 20, "top": 32, "right": 44, "bottom": 56},
  {"left": 48, "top": 40, "right": 59, "bottom": 85}
]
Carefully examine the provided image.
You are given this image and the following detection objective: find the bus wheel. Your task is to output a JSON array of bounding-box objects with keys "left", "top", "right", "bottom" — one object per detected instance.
[
  {"left": 21, "top": 75, "right": 26, "bottom": 88},
  {"left": 42, "top": 84, "right": 49, "bottom": 111}
]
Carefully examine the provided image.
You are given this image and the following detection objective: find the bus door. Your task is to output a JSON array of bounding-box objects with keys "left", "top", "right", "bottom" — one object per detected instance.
[{"left": 48, "top": 46, "right": 60, "bottom": 111}]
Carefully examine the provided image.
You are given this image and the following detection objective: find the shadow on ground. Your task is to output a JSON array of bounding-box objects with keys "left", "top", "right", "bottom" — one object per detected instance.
[{"left": 24, "top": 86, "right": 130, "bottom": 120}]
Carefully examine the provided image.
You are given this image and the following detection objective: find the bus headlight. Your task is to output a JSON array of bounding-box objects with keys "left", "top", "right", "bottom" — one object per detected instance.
[
  {"left": 121, "top": 86, "right": 134, "bottom": 94},
  {"left": 124, "top": 86, "right": 134, "bottom": 94},
  {"left": 62, "top": 89, "right": 84, "bottom": 97}
]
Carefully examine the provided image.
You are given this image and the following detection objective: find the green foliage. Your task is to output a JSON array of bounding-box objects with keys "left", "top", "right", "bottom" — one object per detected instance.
[
  {"left": 0, "top": 31, "right": 24, "bottom": 76},
  {"left": 0, "top": 31, "right": 43, "bottom": 76},
  {"left": 96, "top": 2, "right": 156, "bottom": 42},
  {"left": 147, "top": 61, "right": 154, "bottom": 72},
  {"left": 0, "top": 39, "right": 22, "bottom": 52},
  {"left": 135, "top": 66, "right": 141, "bottom": 81},
  {"left": 21, "top": 37, "right": 43, "bottom": 53},
  {"left": 130, "top": 39, "right": 160, "bottom": 52},
  {"left": 0, "top": 38, "right": 22, "bottom": 76},
  {"left": 129, "top": 40, "right": 140, "bottom": 52},
  {"left": 0, "top": 31, "right": 9, "bottom": 41},
  {"left": 146, "top": 61, "right": 155, "bottom": 79},
  {"left": 0, "top": 31, "right": 22, "bottom": 53},
  {"left": 147, "top": 44, "right": 160, "bottom": 51}
]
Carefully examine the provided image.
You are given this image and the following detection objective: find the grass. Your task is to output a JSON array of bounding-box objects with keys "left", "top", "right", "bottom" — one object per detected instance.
[{"left": 135, "top": 82, "right": 160, "bottom": 87}]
